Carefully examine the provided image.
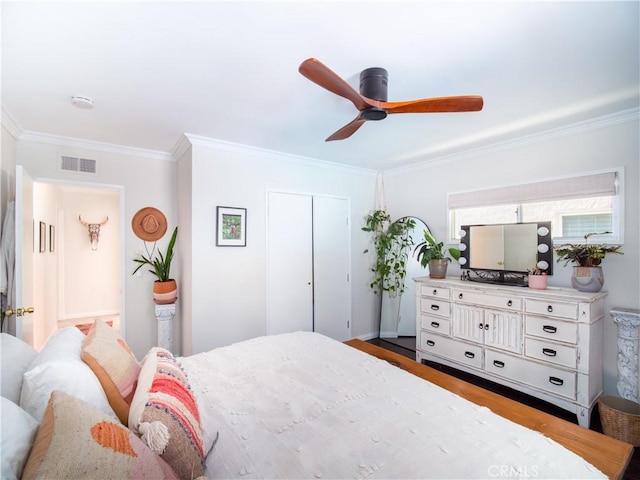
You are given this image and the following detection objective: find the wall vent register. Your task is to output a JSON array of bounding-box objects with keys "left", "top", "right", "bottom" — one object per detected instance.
[{"left": 60, "top": 155, "right": 97, "bottom": 174}]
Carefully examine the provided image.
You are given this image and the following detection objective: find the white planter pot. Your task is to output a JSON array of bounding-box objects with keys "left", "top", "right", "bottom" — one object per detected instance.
[{"left": 572, "top": 266, "right": 604, "bottom": 292}]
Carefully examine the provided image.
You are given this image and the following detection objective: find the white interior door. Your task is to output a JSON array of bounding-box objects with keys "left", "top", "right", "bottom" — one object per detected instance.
[
  {"left": 13, "top": 166, "right": 35, "bottom": 345},
  {"left": 267, "top": 192, "right": 313, "bottom": 334},
  {"left": 312, "top": 196, "right": 351, "bottom": 341}
]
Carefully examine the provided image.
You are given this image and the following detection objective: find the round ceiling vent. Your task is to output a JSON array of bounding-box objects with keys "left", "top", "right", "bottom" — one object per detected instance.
[{"left": 71, "top": 95, "right": 94, "bottom": 109}]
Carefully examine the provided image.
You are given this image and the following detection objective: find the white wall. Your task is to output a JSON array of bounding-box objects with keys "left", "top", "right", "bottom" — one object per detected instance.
[
  {"left": 384, "top": 117, "right": 640, "bottom": 396},
  {"left": 32, "top": 182, "right": 59, "bottom": 348},
  {"left": 16, "top": 140, "right": 177, "bottom": 358},
  {"left": 178, "top": 137, "right": 378, "bottom": 355},
  {"left": 61, "top": 187, "right": 120, "bottom": 319}
]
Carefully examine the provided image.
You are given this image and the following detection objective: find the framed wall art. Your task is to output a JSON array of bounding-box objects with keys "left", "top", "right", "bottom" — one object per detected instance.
[
  {"left": 216, "top": 206, "right": 246, "bottom": 247},
  {"left": 49, "top": 224, "right": 55, "bottom": 252},
  {"left": 39, "top": 221, "right": 46, "bottom": 253}
]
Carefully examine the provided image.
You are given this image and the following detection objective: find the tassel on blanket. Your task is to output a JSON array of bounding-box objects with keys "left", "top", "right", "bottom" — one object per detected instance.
[{"left": 138, "top": 421, "right": 170, "bottom": 454}]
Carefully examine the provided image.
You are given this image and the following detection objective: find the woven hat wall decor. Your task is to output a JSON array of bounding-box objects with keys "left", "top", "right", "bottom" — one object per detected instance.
[{"left": 131, "top": 207, "right": 167, "bottom": 242}]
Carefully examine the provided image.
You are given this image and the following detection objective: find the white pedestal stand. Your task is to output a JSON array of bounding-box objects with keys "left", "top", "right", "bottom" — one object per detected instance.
[
  {"left": 610, "top": 307, "right": 640, "bottom": 402},
  {"left": 155, "top": 303, "right": 176, "bottom": 352}
]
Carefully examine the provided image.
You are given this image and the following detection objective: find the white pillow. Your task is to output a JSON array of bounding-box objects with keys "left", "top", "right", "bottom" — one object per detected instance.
[
  {"left": 1, "top": 333, "right": 37, "bottom": 404},
  {"left": 1, "top": 396, "right": 39, "bottom": 480},
  {"left": 19, "top": 327, "right": 115, "bottom": 422}
]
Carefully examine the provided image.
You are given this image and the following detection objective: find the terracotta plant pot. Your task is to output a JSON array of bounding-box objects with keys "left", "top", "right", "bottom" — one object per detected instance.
[{"left": 153, "top": 279, "right": 178, "bottom": 304}]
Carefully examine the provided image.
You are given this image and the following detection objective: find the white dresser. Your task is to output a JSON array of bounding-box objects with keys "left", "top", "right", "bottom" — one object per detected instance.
[{"left": 415, "top": 277, "right": 606, "bottom": 427}]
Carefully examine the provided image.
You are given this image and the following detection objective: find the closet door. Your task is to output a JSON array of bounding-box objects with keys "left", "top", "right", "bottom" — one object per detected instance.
[
  {"left": 267, "top": 192, "right": 313, "bottom": 334},
  {"left": 266, "top": 192, "right": 351, "bottom": 341},
  {"left": 313, "top": 196, "right": 351, "bottom": 341}
]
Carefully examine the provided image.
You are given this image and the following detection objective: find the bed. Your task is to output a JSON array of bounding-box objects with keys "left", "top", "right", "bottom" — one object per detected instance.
[{"left": 1, "top": 324, "right": 633, "bottom": 480}]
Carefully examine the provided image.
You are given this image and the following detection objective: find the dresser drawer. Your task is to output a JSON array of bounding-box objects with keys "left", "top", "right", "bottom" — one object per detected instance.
[
  {"left": 420, "top": 315, "right": 450, "bottom": 334},
  {"left": 525, "top": 316, "right": 578, "bottom": 344},
  {"left": 419, "top": 298, "right": 451, "bottom": 318},
  {"left": 419, "top": 331, "right": 482, "bottom": 369},
  {"left": 525, "top": 299, "right": 578, "bottom": 320},
  {"left": 525, "top": 338, "right": 577, "bottom": 368},
  {"left": 419, "top": 285, "right": 451, "bottom": 299},
  {"left": 453, "top": 289, "right": 522, "bottom": 311},
  {"left": 485, "top": 350, "right": 576, "bottom": 400}
]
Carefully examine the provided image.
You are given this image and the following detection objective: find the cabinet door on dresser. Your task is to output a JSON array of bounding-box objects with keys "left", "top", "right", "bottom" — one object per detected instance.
[
  {"left": 452, "top": 304, "right": 522, "bottom": 354},
  {"left": 484, "top": 310, "right": 523, "bottom": 354},
  {"left": 452, "top": 304, "right": 483, "bottom": 343}
]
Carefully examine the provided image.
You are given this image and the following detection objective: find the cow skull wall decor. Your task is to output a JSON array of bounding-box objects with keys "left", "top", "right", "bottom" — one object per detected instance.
[{"left": 79, "top": 215, "right": 108, "bottom": 250}]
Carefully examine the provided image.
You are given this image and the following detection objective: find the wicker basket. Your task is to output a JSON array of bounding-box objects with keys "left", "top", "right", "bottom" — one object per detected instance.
[{"left": 598, "top": 395, "right": 640, "bottom": 446}]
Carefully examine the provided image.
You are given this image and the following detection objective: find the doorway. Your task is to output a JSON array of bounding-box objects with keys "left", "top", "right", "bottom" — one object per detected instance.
[{"left": 27, "top": 176, "right": 122, "bottom": 348}]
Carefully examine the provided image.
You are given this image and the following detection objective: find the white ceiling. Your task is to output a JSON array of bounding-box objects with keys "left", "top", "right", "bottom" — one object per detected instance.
[{"left": 2, "top": 1, "right": 638, "bottom": 171}]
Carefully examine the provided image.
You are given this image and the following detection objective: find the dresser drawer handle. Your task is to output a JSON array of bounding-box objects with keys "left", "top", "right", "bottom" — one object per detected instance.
[
  {"left": 547, "top": 305, "right": 553, "bottom": 313},
  {"left": 507, "top": 300, "right": 513, "bottom": 307},
  {"left": 549, "top": 376, "right": 564, "bottom": 386},
  {"left": 484, "top": 323, "right": 489, "bottom": 330},
  {"left": 493, "top": 360, "right": 505, "bottom": 368},
  {"left": 542, "top": 325, "right": 557, "bottom": 334},
  {"left": 478, "top": 323, "right": 484, "bottom": 330},
  {"left": 543, "top": 348, "right": 557, "bottom": 357},
  {"left": 430, "top": 321, "right": 440, "bottom": 328},
  {"left": 430, "top": 304, "right": 440, "bottom": 311},
  {"left": 433, "top": 289, "right": 438, "bottom": 295},
  {"left": 464, "top": 351, "right": 475, "bottom": 359},
  {"left": 426, "top": 340, "right": 435, "bottom": 347},
  {"left": 459, "top": 293, "right": 463, "bottom": 300}
]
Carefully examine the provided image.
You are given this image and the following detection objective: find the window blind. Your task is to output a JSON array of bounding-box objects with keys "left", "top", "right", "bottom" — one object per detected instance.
[{"left": 448, "top": 172, "right": 617, "bottom": 209}]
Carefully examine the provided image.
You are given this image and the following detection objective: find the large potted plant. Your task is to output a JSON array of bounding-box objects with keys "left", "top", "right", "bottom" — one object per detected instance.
[
  {"left": 554, "top": 232, "right": 622, "bottom": 292},
  {"left": 362, "top": 210, "right": 416, "bottom": 297},
  {"left": 133, "top": 226, "right": 178, "bottom": 303},
  {"left": 414, "top": 230, "right": 460, "bottom": 279}
]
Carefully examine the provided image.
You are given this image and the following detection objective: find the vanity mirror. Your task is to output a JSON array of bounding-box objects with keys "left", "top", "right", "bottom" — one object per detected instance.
[{"left": 458, "top": 221, "right": 553, "bottom": 286}]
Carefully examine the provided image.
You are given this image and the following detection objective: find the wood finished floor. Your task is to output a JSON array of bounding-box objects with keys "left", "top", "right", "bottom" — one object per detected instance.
[{"left": 369, "top": 336, "right": 640, "bottom": 480}]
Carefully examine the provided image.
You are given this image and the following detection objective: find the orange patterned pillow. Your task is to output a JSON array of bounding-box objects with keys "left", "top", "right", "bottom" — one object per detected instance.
[
  {"left": 81, "top": 319, "right": 140, "bottom": 425},
  {"left": 21, "top": 391, "right": 178, "bottom": 479},
  {"left": 129, "top": 348, "right": 206, "bottom": 480}
]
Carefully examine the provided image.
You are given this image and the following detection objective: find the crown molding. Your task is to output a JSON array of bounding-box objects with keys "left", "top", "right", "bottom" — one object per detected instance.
[
  {"left": 16, "top": 130, "right": 174, "bottom": 162},
  {"left": 180, "top": 133, "right": 377, "bottom": 177},
  {"left": 1, "top": 107, "right": 23, "bottom": 140},
  {"left": 384, "top": 107, "right": 639, "bottom": 177}
]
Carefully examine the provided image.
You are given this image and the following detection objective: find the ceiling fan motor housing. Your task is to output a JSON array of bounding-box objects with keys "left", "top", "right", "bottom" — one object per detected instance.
[{"left": 360, "top": 67, "right": 388, "bottom": 120}]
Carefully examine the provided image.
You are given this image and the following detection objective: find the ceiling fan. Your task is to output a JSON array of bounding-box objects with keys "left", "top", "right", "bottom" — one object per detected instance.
[{"left": 298, "top": 58, "right": 484, "bottom": 141}]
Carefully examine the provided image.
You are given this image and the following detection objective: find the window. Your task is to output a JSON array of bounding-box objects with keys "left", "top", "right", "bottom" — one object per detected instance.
[{"left": 448, "top": 169, "right": 623, "bottom": 244}]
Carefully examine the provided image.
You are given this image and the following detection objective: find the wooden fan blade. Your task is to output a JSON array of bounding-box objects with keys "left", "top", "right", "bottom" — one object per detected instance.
[
  {"left": 299, "top": 58, "right": 372, "bottom": 111},
  {"left": 326, "top": 115, "right": 367, "bottom": 142},
  {"left": 382, "top": 95, "right": 484, "bottom": 114}
]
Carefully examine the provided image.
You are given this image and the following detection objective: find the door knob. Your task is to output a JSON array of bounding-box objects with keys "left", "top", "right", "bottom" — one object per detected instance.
[{"left": 3, "top": 307, "right": 35, "bottom": 317}]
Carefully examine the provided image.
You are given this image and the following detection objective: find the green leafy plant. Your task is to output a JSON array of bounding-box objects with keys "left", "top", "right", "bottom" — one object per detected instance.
[
  {"left": 554, "top": 231, "right": 622, "bottom": 267},
  {"left": 132, "top": 226, "right": 178, "bottom": 281},
  {"left": 414, "top": 229, "right": 460, "bottom": 268},
  {"left": 362, "top": 210, "right": 416, "bottom": 297}
]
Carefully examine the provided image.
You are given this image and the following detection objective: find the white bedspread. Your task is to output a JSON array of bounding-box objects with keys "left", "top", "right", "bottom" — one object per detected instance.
[{"left": 179, "top": 331, "right": 605, "bottom": 479}]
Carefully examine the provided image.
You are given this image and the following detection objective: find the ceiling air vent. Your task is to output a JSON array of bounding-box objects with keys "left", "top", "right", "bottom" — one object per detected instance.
[{"left": 60, "top": 155, "right": 97, "bottom": 174}]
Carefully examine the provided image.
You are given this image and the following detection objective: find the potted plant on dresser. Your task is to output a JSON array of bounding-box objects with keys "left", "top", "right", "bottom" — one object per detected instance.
[
  {"left": 131, "top": 207, "right": 178, "bottom": 304},
  {"left": 554, "top": 232, "right": 622, "bottom": 292},
  {"left": 414, "top": 230, "right": 460, "bottom": 279}
]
